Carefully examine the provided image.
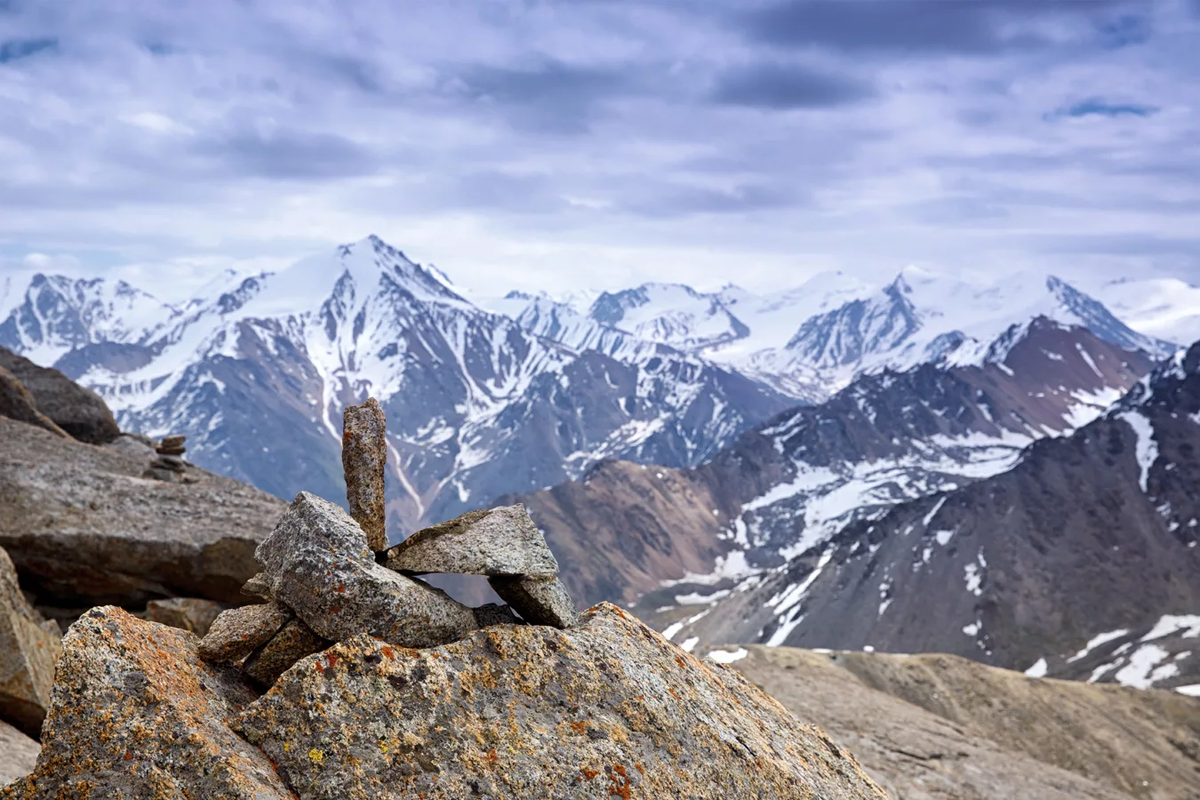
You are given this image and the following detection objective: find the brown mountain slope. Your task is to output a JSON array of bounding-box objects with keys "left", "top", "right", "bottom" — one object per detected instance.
[{"left": 711, "top": 645, "right": 1200, "bottom": 800}]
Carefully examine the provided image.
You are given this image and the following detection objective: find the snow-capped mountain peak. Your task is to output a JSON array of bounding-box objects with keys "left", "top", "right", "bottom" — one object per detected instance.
[{"left": 0, "top": 272, "right": 179, "bottom": 364}]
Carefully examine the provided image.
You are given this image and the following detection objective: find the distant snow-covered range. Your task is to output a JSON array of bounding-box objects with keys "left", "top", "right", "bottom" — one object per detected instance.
[
  {"left": 0, "top": 235, "right": 1184, "bottom": 538},
  {"left": 490, "top": 266, "right": 1176, "bottom": 401}
]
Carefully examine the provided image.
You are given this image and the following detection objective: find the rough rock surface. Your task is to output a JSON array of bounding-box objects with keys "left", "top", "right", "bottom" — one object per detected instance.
[
  {"left": 144, "top": 597, "right": 224, "bottom": 636},
  {"left": 0, "top": 722, "right": 39, "bottom": 788},
  {"left": 243, "top": 619, "right": 329, "bottom": 688},
  {"left": 342, "top": 398, "right": 387, "bottom": 552},
  {"left": 103, "top": 433, "right": 156, "bottom": 460},
  {"left": 489, "top": 574, "right": 578, "bottom": 629},
  {"left": 2, "top": 607, "right": 293, "bottom": 799},
  {"left": 472, "top": 602, "right": 520, "bottom": 628},
  {"left": 0, "top": 347, "right": 120, "bottom": 444},
  {"left": 235, "top": 602, "right": 884, "bottom": 799},
  {"left": 386, "top": 504, "right": 559, "bottom": 577},
  {"left": 241, "top": 572, "right": 272, "bottom": 599},
  {"left": 715, "top": 645, "right": 1200, "bottom": 800},
  {"left": 0, "top": 368, "right": 67, "bottom": 440},
  {"left": 198, "top": 602, "right": 290, "bottom": 663},
  {"left": 0, "top": 416, "right": 284, "bottom": 606},
  {"left": 258, "top": 492, "right": 479, "bottom": 648},
  {"left": 0, "top": 548, "right": 62, "bottom": 739}
]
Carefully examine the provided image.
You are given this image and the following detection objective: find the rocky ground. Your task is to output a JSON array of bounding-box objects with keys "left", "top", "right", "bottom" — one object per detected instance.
[
  {"left": 710, "top": 645, "right": 1200, "bottom": 800},
  {"left": 0, "top": 358, "right": 1195, "bottom": 798},
  {"left": 2, "top": 490, "right": 887, "bottom": 799}
]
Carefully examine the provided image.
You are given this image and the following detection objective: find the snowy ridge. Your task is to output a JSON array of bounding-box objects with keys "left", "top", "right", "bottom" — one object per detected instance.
[
  {"left": 2, "top": 235, "right": 791, "bottom": 531},
  {"left": 502, "top": 267, "right": 1173, "bottom": 404}
]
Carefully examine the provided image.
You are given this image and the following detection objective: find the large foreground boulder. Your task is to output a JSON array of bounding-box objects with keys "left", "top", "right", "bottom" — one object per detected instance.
[
  {"left": 0, "top": 348, "right": 119, "bottom": 445},
  {"left": 3, "top": 607, "right": 292, "bottom": 799},
  {"left": 0, "top": 417, "right": 284, "bottom": 606},
  {"left": 236, "top": 602, "right": 885, "bottom": 799},
  {"left": 0, "top": 548, "right": 61, "bottom": 739}
]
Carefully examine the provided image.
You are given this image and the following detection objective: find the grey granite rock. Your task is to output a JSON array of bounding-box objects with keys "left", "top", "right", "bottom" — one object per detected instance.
[
  {"left": 144, "top": 597, "right": 224, "bottom": 636},
  {"left": 342, "top": 398, "right": 388, "bottom": 551},
  {"left": 3, "top": 607, "right": 292, "bottom": 799},
  {"left": 240, "top": 572, "right": 272, "bottom": 600},
  {"left": 242, "top": 618, "right": 330, "bottom": 688},
  {"left": 472, "top": 602, "right": 520, "bottom": 628},
  {"left": 234, "top": 603, "right": 885, "bottom": 799},
  {"left": 0, "top": 721, "right": 39, "bottom": 788},
  {"left": 385, "top": 504, "right": 558, "bottom": 577},
  {"left": 0, "top": 548, "right": 61, "bottom": 739},
  {"left": 256, "top": 492, "right": 479, "bottom": 649},
  {"left": 197, "top": 602, "right": 290, "bottom": 664},
  {"left": 489, "top": 574, "right": 578, "bottom": 629},
  {"left": 0, "top": 417, "right": 283, "bottom": 607}
]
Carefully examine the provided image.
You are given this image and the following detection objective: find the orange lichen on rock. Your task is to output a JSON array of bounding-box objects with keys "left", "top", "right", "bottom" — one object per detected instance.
[
  {"left": 234, "top": 602, "right": 885, "bottom": 799},
  {"left": 3, "top": 607, "right": 293, "bottom": 799}
]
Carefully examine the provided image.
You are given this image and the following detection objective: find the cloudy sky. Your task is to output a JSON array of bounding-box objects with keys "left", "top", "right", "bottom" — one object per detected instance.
[{"left": 0, "top": 0, "right": 1197, "bottom": 301}]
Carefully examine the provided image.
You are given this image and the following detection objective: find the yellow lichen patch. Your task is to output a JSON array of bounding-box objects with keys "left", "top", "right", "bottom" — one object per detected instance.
[{"left": 308, "top": 748, "right": 324, "bottom": 765}]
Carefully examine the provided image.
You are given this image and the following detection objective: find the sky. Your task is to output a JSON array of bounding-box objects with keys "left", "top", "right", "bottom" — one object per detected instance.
[{"left": 0, "top": 0, "right": 1198, "bottom": 302}]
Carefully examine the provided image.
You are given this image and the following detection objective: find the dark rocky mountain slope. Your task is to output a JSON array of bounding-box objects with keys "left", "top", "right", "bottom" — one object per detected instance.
[
  {"left": 512, "top": 320, "right": 1156, "bottom": 607},
  {"left": 666, "top": 343, "right": 1200, "bottom": 691}
]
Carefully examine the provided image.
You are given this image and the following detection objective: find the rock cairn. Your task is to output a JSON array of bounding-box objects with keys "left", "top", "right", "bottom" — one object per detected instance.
[
  {"left": 198, "top": 397, "right": 579, "bottom": 688},
  {"left": 144, "top": 433, "right": 192, "bottom": 482}
]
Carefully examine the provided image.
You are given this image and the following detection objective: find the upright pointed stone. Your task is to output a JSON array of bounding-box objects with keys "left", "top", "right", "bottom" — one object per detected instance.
[{"left": 342, "top": 397, "right": 388, "bottom": 552}]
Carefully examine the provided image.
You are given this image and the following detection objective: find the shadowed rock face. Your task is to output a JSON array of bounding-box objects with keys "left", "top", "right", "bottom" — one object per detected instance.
[
  {"left": 0, "top": 548, "right": 61, "bottom": 739},
  {"left": 235, "top": 603, "right": 886, "bottom": 800},
  {"left": 0, "top": 348, "right": 119, "bottom": 445},
  {"left": 3, "top": 607, "right": 293, "bottom": 799},
  {"left": 0, "top": 417, "right": 284, "bottom": 607},
  {"left": 0, "top": 368, "right": 67, "bottom": 440}
]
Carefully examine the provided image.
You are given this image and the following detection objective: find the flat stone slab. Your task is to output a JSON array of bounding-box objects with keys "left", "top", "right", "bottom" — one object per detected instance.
[
  {"left": 489, "top": 574, "right": 578, "bottom": 629},
  {"left": 385, "top": 504, "right": 559, "bottom": 578},
  {"left": 0, "top": 416, "right": 284, "bottom": 608},
  {"left": 198, "top": 602, "right": 290, "bottom": 664},
  {"left": 342, "top": 398, "right": 388, "bottom": 552},
  {"left": 234, "top": 603, "right": 885, "bottom": 799},
  {"left": 256, "top": 492, "right": 479, "bottom": 649}
]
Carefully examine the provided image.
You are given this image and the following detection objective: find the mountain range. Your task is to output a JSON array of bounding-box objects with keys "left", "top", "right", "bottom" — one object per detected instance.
[{"left": 3, "top": 233, "right": 1200, "bottom": 698}]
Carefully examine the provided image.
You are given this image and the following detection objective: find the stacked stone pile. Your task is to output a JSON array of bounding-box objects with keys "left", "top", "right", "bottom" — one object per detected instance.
[
  {"left": 144, "top": 433, "right": 193, "bottom": 482},
  {"left": 197, "top": 398, "right": 580, "bottom": 688}
]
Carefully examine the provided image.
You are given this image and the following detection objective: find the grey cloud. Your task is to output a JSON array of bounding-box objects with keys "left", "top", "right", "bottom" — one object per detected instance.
[
  {"left": 190, "top": 128, "right": 380, "bottom": 180},
  {"left": 737, "top": 0, "right": 1129, "bottom": 55},
  {"left": 1057, "top": 98, "right": 1158, "bottom": 118},
  {"left": 0, "top": 36, "right": 56, "bottom": 63},
  {"left": 622, "top": 181, "right": 803, "bottom": 218},
  {"left": 454, "top": 59, "right": 631, "bottom": 133},
  {"left": 710, "top": 62, "right": 873, "bottom": 109}
]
